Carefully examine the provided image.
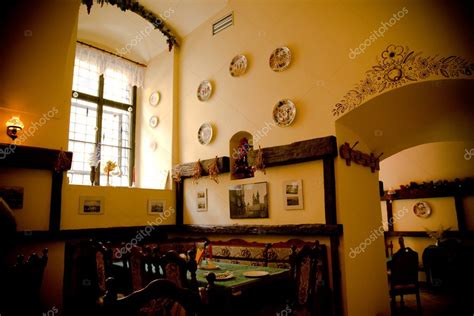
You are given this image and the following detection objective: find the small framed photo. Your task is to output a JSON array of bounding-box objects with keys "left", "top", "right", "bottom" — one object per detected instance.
[
  {"left": 196, "top": 189, "right": 208, "bottom": 212},
  {"left": 148, "top": 199, "right": 166, "bottom": 215},
  {"left": 79, "top": 196, "right": 104, "bottom": 215},
  {"left": 283, "top": 180, "right": 303, "bottom": 210}
]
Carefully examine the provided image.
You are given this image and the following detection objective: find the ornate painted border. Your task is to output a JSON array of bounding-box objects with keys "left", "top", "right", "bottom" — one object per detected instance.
[{"left": 333, "top": 45, "right": 474, "bottom": 117}]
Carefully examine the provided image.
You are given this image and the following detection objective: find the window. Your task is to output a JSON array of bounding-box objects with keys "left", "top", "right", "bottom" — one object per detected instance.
[{"left": 68, "top": 54, "right": 137, "bottom": 186}]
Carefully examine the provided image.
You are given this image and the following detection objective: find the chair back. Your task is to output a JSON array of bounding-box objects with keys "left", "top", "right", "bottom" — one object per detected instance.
[
  {"left": 160, "top": 250, "right": 189, "bottom": 289},
  {"left": 103, "top": 278, "right": 201, "bottom": 316},
  {"left": 290, "top": 244, "right": 318, "bottom": 306},
  {"left": 391, "top": 247, "right": 419, "bottom": 287},
  {"left": 8, "top": 248, "right": 48, "bottom": 315}
]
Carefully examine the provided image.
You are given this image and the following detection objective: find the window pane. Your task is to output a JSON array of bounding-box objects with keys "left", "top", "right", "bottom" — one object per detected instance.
[
  {"left": 72, "top": 60, "right": 100, "bottom": 96},
  {"left": 103, "top": 68, "right": 132, "bottom": 104},
  {"left": 100, "top": 106, "right": 131, "bottom": 186},
  {"left": 68, "top": 99, "right": 98, "bottom": 185}
]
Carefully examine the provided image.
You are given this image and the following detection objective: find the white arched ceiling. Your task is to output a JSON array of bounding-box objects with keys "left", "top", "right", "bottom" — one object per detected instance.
[
  {"left": 77, "top": 0, "right": 228, "bottom": 64},
  {"left": 336, "top": 79, "right": 474, "bottom": 160}
]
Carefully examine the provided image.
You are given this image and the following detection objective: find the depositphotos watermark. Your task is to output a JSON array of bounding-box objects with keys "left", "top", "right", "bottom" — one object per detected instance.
[
  {"left": 464, "top": 148, "right": 474, "bottom": 160},
  {"left": 349, "top": 207, "right": 409, "bottom": 259},
  {"left": 349, "top": 7, "right": 408, "bottom": 60},
  {"left": 0, "top": 107, "right": 59, "bottom": 160},
  {"left": 116, "top": 7, "right": 175, "bottom": 56},
  {"left": 114, "top": 207, "right": 175, "bottom": 259},
  {"left": 42, "top": 306, "right": 59, "bottom": 316},
  {"left": 231, "top": 120, "right": 277, "bottom": 160}
]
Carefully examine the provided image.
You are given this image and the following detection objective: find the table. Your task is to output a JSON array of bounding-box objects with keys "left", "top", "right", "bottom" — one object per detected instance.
[
  {"left": 193, "top": 262, "right": 290, "bottom": 315},
  {"left": 194, "top": 262, "right": 289, "bottom": 291}
]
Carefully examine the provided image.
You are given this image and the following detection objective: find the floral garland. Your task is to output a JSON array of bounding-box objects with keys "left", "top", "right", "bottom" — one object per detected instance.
[
  {"left": 81, "top": 0, "right": 178, "bottom": 51},
  {"left": 333, "top": 44, "right": 474, "bottom": 117}
]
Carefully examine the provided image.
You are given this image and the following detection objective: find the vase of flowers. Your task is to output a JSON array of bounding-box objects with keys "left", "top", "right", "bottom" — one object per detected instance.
[{"left": 104, "top": 160, "right": 117, "bottom": 186}]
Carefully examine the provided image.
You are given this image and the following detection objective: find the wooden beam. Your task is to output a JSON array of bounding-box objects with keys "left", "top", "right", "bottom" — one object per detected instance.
[
  {"left": 173, "top": 136, "right": 337, "bottom": 180},
  {"left": 386, "top": 200, "right": 394, "bottom": 232},
  {"left": 0, "top": 143, "right": 72, "bottom": 171},
  {"left": 323, "top": 157, "right": 337, "bottom": 224},
  {"left": 15, "top": 224, "right": 343, "bottom": 240},
  {"left": 175, "top": 224, "right": 343, "bottom": 236},
  {"left": 454, "top": 195, "right": 467, "bottom": 231},
  {"left": 384, "top": 231, "right": 474, "bottom": 238},
  {"left": 248, "top": 136, "right": 338, "bottom": 167},
  {"left": 176, "top": 157, "right": 230, "bottom": 178}
]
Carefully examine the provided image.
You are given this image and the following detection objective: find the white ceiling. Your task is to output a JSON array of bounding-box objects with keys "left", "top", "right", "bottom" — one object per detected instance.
[{"left": 77, "top": 0, "right": 228, "bottom": 64}]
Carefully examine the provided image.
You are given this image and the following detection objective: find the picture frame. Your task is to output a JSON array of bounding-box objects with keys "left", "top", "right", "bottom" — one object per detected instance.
[
  {"left": 79, "top": 196, "right": 104, "bottom": 215},
  {"left": 148, "top": 199, "right": 166, "bottom": 215},
  {"left": 283, "top": 180, "right": 303, "bottom": 210},
  {"left": 229, "top": 182, "right": 269, "bottom": 219},
  {"left": 196, "top": 189, "right": 208, "bottom": 212}
]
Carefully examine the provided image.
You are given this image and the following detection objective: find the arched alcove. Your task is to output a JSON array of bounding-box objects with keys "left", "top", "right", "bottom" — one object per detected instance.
[
  {"left": 334, "top": 78, "right": 474, "bottom": 316},
  {"left": 229, "top": 131, "right": 254, "bottom": 180}
]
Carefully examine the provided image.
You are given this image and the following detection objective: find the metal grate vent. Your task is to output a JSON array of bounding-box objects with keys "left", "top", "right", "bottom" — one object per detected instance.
[{"left": 212, "top": 12, "right": 233, "bottom": 35}]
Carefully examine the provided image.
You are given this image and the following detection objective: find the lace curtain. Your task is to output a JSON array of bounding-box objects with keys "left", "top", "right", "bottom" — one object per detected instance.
[{"left": 75, "top": 42, "right": 145, "bottom": 87}]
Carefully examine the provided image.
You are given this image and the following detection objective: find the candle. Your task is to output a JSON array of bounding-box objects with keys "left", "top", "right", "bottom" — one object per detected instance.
[{"left": 208, "top": 243, "right": 212, "bottom": 260}]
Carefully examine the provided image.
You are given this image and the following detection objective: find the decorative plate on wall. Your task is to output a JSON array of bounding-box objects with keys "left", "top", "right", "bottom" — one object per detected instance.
[
  {"left": 197, "top": 123, "right": 213, "bottom": 145},
  {"left": 149, "top": 91, "right": 160, "bottom": 106},
  {"left": 269, "top": 47, "right": 291, "bottom": 71},
  {"left": 413, "top": 201, "right": 432, "bottom": 218},
  {"left": 149, "top": 116, "right": 159, "bottom": 128},
  {"left": 229, "top": 54, "right": 248, "bottom": 77},
  {"left": 197, "top": 80, "right": 212, "bottom": 101},
  {"left": 272, "top": 99, "right": 296, "bottom": 127}
]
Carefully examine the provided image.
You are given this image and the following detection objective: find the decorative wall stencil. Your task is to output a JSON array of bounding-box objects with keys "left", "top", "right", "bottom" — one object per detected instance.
[
  {"left": 339, "top": 141, "right": 382, "bottom": 173},
  {"left": 333, "top": 45, "right": 474, "bottom": 117}
]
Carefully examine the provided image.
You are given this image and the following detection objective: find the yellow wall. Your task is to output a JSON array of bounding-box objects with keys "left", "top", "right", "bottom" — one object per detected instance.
[
  {"left": 0, "top": 168, "right": 52, "bottom": 231},
  {"left": 392, "top": 197, "right": 458, "bottom": 231},
  {"left": 61, "top": 184, "right": 175, "bottom": 229},
  {"left": 137, "top": 49, "right": 177, "bottom": 189},
  {"left": 184, "top": 161, "right": 325, "bottom": 225},
  {"left": 380, "top": 141, "right": 474, "bottom": 189},
  {"left": 335, "top": 124, "right": 390, "bottom": 316}
]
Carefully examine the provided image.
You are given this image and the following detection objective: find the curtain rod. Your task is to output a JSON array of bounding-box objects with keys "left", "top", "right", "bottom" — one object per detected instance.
[{"left": 76, "top": 41, "right": 147, "bottom": 67}]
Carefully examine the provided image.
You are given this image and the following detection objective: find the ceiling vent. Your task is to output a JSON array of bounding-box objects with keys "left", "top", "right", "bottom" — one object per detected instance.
[{"left": 212, "top": 12, "right": 233, "bottom": 35}]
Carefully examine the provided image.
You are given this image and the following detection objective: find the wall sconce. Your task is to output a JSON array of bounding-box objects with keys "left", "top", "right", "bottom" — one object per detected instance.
[{"left": 6, "top": 116, "right": 24, "bottom": 140}]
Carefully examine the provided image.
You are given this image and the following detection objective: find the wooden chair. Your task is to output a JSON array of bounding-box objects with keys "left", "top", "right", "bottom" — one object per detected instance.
[
  {"left": 288, "top": 241, "right": 331, "bottom": 316},
  {"left": 103, "top": 277, "right": 202, "bottom": 316},
  {"left": 6, "top": 248, "right": 48, "bottom": 316},
  {"left": 389, "top": 247, "right": 422, "bottom": 315}
]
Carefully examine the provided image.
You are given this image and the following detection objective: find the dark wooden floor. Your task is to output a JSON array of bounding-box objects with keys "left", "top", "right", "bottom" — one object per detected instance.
[{"left": 393, "top": 286, "right": 473, "bottom": 316}]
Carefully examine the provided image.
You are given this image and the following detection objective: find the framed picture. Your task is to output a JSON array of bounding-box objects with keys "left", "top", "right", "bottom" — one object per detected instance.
[
  {"left": 229, "top": 182, "right": 268, "bottom": 219},
  {"left": 196, "top": 189, "right": 208, "bottom": 212},
  {"left": 0, "top": 186, "right": 24, "bottom": 209},
  {"left": 79, "top": 196, "right": 104, "bottom": 214},
  {"left": 148, "top": 199, "right": 166, "bottom": 215},
  {"left": 283, "top": 180, "right": 303, "bottom": 210}
]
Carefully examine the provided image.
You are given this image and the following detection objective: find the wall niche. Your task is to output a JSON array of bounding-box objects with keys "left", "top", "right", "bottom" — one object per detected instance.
[{"left": 229, "top": 131, "right": 254, "bottom": 180}]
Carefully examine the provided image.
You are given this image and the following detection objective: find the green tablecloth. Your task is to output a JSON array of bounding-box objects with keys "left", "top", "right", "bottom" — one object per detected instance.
[{"left": 192, "top": 262, "right": 289, "bottom": 289}]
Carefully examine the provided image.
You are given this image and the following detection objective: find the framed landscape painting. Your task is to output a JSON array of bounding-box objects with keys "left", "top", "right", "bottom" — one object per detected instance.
[
  {"left": 79, "top": 196, "right": 104, "bottom": 215},
  {"left": 283, "top": 180, "right": 304, "bottom": 210},
  {"left": 229, "top": 182, "right": 268, "bottom": 219},
  {"left": 148, "top": 199, "right": 166, "bottom": 215}
]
